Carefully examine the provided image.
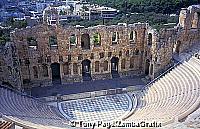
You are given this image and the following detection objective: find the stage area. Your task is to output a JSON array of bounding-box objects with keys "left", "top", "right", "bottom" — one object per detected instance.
[{"left": 58, "top": 94, "right": 135, "bottom": 122}]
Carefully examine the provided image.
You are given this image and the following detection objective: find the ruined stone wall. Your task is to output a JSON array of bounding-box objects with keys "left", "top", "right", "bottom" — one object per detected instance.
[
  {"left": 177, "top": 5, "right": 200, "bottom": 53},
  {"left": 9, "top": 5, "right": 200, "bottom": 88},
  {"left": 0, "top": 42, "right": 21, "bottom": 89},
  {"left": 11, "top": 23, "right": 153, "bottom": 87}
]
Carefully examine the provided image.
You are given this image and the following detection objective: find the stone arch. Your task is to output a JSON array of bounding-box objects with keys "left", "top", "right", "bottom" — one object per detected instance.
[
  {"left": 81, "top": 33, "right": 90, "bottom": 49},
  {"left": 145, "top": 59, "right": 150, "bottom": 75},
  {"left": 134, "top": 49, "right": 139, "bottom": 55},
  {"left": 69, "top": 34, "right": 77, "bottom": 47},
  {"left": 148, "top": 33, "right": 153, "bottom": 46},
  {"left": 150, "top": 64, "right": 153, "bottom": 75},
  {"left": 95, "top": 61, "right": 100, "bottom": 72},
  {"left": 50, "top": 63, "right": 61, "bottom": 84},
  {"left": 130, "top": 57, "right": 134, "bottom": 69},
  {"left": 82, "top": 59, "right": 92, "bottom": 81},
  {"left": 129, "top": 31, "right": 136, "bottom": 43},
  {"left": 27, "top": 37, "right": 37, "bottom": 49},
  {"left": 93, "top": 33, "right": 101, "bottom": 47},
  {"left": 121, "top": 58, "right": 126, "bottom": 70},
  {"left": 8, "top": 66, "right": 12, "bottom": 75},
  {"left": 192, "top": 12, "right": 199, "bottom": 28},
  {"left": 135, "top": 31, "right": 137, "bottom": 42},
  {"left": 103, "top": 60, "right": 108, "bottom": 71},
  {"left": 130, "top": 31, "right": 134, "bottom": 40},
  {"left": 33, "top": 66, "right": 38, "bottom": 78},
  {"left": 175, "top": 40, "right": 181, "bottom": 54},
  {"left": 112, "top": 32, "right": 119, "bottom": 44},
  {"left": 49, "top": 36, "right": 58, "bottom": 49},
  {"left": 63, "top": 62, "right": 70, "bottom": 75},
  {"left": 73, "top": 63, "right": 78, "bottom": 75},
  {"left": 111, "top": 57, "right": 119, "bottom": 78},
  {"left": 42, "top": 64, "right": 48, "bottom": 77}
]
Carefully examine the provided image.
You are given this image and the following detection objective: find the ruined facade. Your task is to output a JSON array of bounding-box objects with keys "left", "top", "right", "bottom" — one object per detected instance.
[{"left": 1, "top": 5, "right": 200, "bottom": 89}]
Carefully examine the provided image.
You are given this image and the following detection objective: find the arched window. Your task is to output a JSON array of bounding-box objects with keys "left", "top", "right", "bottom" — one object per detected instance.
[
  {"left": 63, "top": 62, "right": 70, "bottom": 75},
  {"left": 95, "top": 61, "right": 100, "bottom": 72},
  {"left": 47, "top": 56, "right": 51, "bottom": 63},
  {"left": 135, "top": 31, "right": 137, "bottom": 42},
  {"left": 148, "top": 33, "right": 153, "bottom": 46},
  {"left": 130, "top": 57, "right": 134, "bottom": 68},
  {"left": 49, "top": 36, "right": 58, "bottom": 49},
  {"left": 134, "top": 49, "right": 139, "bottom": 55},
  {"left": 130, "top": 31, "right": 134, "bottom": 40},
  {"left": 121, "top": 59, "right": 126, "bottom": 70},
  {"left": 69, "top": 34, "right": 77, "bottom": 47},
  {"left": 112, "top": 32, "right": 119, "bottom": 45},
  {"left": 93, "top": 33, "right": 101, "bottom": 47},
  {"left": 81, "top": 33, "right": 90, "bottom": 49},
  {"left": 103, "top": 61, "right": 108, "bottom": 71},
  {"left": 175, "top": 40, "right": 181, "bottom": 54},
  {"left": 27, "top": 37, "right": 37, "bottom": 49},
  {"left": 129, "top": 31, "right": 136, "bottom": 44},
  {"left": 145, "top": 59, "right": 150, "bottom": 75},
  {"left": 119, "top": 51, "right": 122, "bottom": 57},
  {"left": 73, "top": 63, "right": 78, "bottom": 74},
  {"left": 33, "top": 66, "right": 38, "bottom": 78},
  {"left": 8, "top": 66, "right": 12, "bottom": 75},
  {"left": 150, "top": 64, "right": 153, "bottom": 75},
  {"left": 192, "top": 12, "right": 199, "bottom": 28},
  {"left": 42, "top": 64, "right": 48, "bottom": 77}
]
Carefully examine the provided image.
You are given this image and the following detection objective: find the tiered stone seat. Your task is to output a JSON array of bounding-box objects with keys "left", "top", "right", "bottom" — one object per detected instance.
[
  {"left": 0, "top": 87, "right": 71, "bottom": 129},
  {"left": 0, "top": 121, "right": 13, "bottom": 129},
  {"left": 1, "top": 55, "right": 200, "bottom": 128},
  {"left": 126, "top": 56, "right": 200, "bottom": 125}
]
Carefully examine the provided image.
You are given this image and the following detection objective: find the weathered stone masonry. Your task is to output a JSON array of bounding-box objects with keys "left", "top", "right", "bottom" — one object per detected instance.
[{"left": 2, "top": 5, "right": 200, "bottom": 89}]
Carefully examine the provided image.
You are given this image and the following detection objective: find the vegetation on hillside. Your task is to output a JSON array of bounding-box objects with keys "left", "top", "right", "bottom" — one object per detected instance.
[
  {"left": 65, "top": 12, "right": 178, "bottom": 30},
  {"left": 65, "top": 0, "right": 200, "bottom": 29},
  {"left": 88, "top": 0, "right": 199, "bottom": 14},
  {"left": 0, "top": 18, "right": 27, "bottom": 46}
]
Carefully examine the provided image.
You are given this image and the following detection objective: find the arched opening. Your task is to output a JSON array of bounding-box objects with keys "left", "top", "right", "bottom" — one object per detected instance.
[
  {"left": 82, "top": 59, "right": 92, "bottom": 81},
  {"left": 42, "top": 64, "right": 48, "bottom": 77},
  {"left": 33, "top": 66, "right": 38, "bottom": 78},
  {"left": 73, "top": 63, "right": 78, "bottom": 75},
  {"left": 134, "top": 49, "right": 139, "bottom": 55},
  {"left": 27, "top": 37, "right": 37, "bottom": 50},
  {"left": 93, "top": 33, "right": 101, "bottom": 47},
  {"left": 103, "top": 60, "right": 108, "bottom": 71},
  {"left": 129, "top": 31, "right": 136, "bottom": 44},
  {"left": 112, "top": 32, "right": 119, "bottom": 45},
  {"left": 150, "top": 64, "right": 153, "bottom": 75},
  {"left": 50, "top": 63, "right": 61, "bottom": 84},
  {"left": 130, "top": 57, "right": 134, "bottom": 69},
  {"left": 95, "top": 61, "right": 100, "bottom": 72},
  {"left": 69, "top": 34, "right": 77, "bottom": 48},
  {"left": 121, "top": 58, "right": 126, "bottom": 70},
  {"left": 135, "top": 31, "right": 137, "bottom": 43},
  {"left": 130, "top": 31, "right": 134, "bottom": 41},
  {"left": 175, "top": 40, "right": 181, "bottom": 54},
  {"left": 145, "top": 59, "right": 150, "bottom": 75},
  {"left": 63, "top": 62, "right": 70, "bottom": 75},
  {"left": 111, "top": 57, "right": 119, "bottom": 78},
  {"left": 81, "top": 34, "right": 90, "bottom": 50},
  {"left": 148, "top": 33, "right": 152, "bottom": 46},
  {"left": 192, "top": 12, "right": 199, "bottom": 28},
  {"left": 49, "top": 36, "right": 58, "bottom": 50}
]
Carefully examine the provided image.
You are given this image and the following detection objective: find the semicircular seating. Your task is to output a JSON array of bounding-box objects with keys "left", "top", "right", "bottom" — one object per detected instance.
[
  {"left": 0, "top": 87, "right": 71, "bottom": 129},
  {"left": 126, "top": 56, "right": 200, "bottom": 126},
  {"left": 0, "top": 55, "right": 200, "bottom": 129}
]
